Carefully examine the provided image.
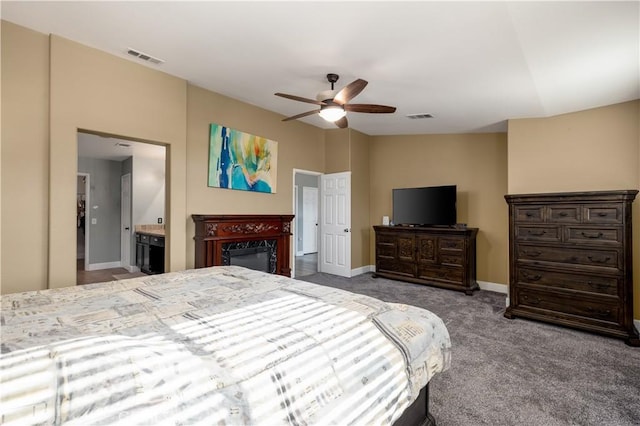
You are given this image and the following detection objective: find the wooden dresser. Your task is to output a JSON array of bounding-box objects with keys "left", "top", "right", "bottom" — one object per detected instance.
[
  {"left": 504, "top": 190, "right": 639, "bottom": 346},
  {"left": 373, "top": 225, "right": 478, "bottom": 295}
]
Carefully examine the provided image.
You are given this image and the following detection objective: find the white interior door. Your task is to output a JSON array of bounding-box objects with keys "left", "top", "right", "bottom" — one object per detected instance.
[
  {"left": 319, "top": 172, "right": 351, "bottom": 277},
  {"left": 121, "top": 173, "right": 132, "bottom": 271},
  {"left": 302, "top": 186, "right": 318, "bottom": 254}
]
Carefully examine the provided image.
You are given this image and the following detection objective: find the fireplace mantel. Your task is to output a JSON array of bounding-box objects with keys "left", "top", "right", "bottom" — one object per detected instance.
[{"left": 192, "top": 214, "right": 295, "bottom": 277}]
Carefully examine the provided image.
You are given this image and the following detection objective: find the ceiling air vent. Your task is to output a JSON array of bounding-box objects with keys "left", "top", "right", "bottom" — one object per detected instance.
[
  {"left": 406, "top": 113, "right": 434, "bottom": 119},
  {"left": 126, "top": 48, "right": 165, "bottom": 65}
]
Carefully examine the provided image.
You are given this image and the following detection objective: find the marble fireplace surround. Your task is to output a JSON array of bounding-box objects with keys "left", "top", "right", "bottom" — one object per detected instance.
[{"left": 192, "top": 214, "right": 295, "bottom": 277}]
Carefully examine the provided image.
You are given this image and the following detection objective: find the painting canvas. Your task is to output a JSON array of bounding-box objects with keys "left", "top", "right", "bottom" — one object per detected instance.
[{"left": 208, "top": 124, "right": 278, "bottom": 193}]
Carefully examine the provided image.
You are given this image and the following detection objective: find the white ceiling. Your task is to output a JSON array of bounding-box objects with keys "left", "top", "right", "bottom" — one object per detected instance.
[
  {"left": 2, "top": 1, "right": 638, "bottom": 136},
  {"left": 78, "top": 133, "right": 166, "bottom": 161}
]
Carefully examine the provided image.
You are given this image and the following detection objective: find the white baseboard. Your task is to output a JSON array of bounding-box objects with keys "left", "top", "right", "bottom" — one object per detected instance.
[
  {"left": 125, "top": 265, "right": 140, "bottom": 273},
  {"left": 635, "top": 319, "right": 640, "bottom": 332},
  {"left": 477, "top": 280, "right": 508, "bottom": 294},
  {"left": 85, "top": 261, "right": 122, "bottom": 271},
  {"left": 351, "top": 265, "right": 375, "bottom": 276}
]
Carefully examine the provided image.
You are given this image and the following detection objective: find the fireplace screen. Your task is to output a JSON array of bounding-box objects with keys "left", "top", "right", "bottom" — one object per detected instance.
[{"left": 222, "top": 240, "right": 277, "bottom": 274}]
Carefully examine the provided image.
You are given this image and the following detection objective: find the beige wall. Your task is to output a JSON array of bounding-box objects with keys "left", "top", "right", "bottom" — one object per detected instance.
[
  {"left": 508, "top": 100, "right": 640, "bottom": 319},
  {"left": 349, "top": 129, "right": 372, "bottom": 269},
  {"left": 1, "top": 22, "right": 327, "bottom": 293},
  {"left": 185, "top": 84, "right": 326, "bottom": 269},
  {"left": 2, "top": 19, "right": 637, "bottom": 325},
  {"left": 322, "top": 128, "right": 372, "bottom": 269},
  {"left": 325, "top": 129, "right": 350, "bottom": 174},
  {"left": 507, "top": 101, "right": 639, "bottom": 194},
  {"left": 48, "top": 35, "right": 188, "bottom": 288},
  {"left": 1, "top": 22, "right": 50, "bottom": 294},
  {"left": 369, "top": 133, "right": 509, "bottom": 287}
]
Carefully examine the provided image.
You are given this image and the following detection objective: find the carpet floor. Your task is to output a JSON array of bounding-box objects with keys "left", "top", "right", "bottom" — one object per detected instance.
[{"left": 298, "top": 272, "right": 640, "bottom": 426}]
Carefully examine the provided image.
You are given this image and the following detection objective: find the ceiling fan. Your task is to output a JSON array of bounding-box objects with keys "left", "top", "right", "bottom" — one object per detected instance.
[{"left": 275, "top": 73, "right": 396, "bottom": 129}]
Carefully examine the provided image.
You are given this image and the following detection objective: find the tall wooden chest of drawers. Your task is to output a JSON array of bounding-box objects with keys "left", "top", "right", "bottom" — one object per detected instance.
[
  {"left": 373, "top": 225, "right": 478, "bottom": 295},
  {"left": 504, "top": 190, "right": 639, "bottom": 346}
]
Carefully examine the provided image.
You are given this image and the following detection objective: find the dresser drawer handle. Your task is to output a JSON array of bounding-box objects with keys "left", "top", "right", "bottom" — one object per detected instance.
[
  {"left": 581, "top": 232, "right": 603, "bottom": 239},
  {"left": 523, "top": 250, "right": 542, "bottom": 257},
  {"left": 587, "top": 255, "right": 611, "bottom": 264},
  {"left": 587, "top": 307, "right": 612, "bottom": 318},
  {"left": 527, "top": 230, "right": 546, "bottom": 236},
  {"left": 587, "top": 281, "right": 610, "bottom": 291},
  {"left": 559, "top": 212, "right": 568, "bottom": 217},
  {"left": 522, "top": 295, "right": 541, "bottom": 305},
  {"left": 522, "top": 271, "right": 542, "bottom": 281},
  {"left": 525, "top": 212, "right": 534, "bottom": 217},
  {"left": 597, "top": 212, "right": 608, "bottom": 217}
]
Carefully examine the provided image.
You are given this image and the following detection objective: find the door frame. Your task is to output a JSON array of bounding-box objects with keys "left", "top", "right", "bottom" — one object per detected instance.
[
  {"left": 302, "top": 186, "right": 319, "bottom": 254},
  {"left": 121, "top": 173, "right": 134, "bottom": 272},
  {"left": 292, "top": 168, "right": 322, "bottom": 277},
  {"left": 77, "top": 172, "right": 91, "bottom": 272}
]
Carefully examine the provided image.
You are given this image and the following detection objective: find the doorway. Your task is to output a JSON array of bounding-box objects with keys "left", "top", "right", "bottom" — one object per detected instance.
[
  {"left": 293, "top": 169, "right": 321, "bottom": 278},
  {"left": 76, "top": 173, "right": 89, "bottom": 271},
  {"left": 76, "top": 131, "right": 166, "bottom": 285}
]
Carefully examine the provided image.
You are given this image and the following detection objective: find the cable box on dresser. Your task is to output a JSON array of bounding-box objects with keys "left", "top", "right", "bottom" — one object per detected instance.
[{"left": 504, "top": 190, "right": 639, "bottom": 346}]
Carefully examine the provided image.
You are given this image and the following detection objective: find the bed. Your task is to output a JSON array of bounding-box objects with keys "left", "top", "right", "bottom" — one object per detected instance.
[{"left": 0, "top": 266, "right": 451, "bottom": 425}]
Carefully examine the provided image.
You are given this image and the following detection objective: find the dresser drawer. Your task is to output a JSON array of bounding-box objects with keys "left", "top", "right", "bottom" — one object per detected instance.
[
  {"left": 377, "top": 259, "right": 415, "bottom": 277},
  {"left": 440, "top": 253, "right": 464, "bottom": 266},
  {"left": 376, "top": 243, "right": 395, "bottom": 258},
  {"left": 566, "top": 226, "right": 622, "bottom": 245},
  {"left": 377, "top": 233, "right": 399, "bottom": 245},
  {"left": 583, "top": 205, "right": 622, "bottom": 224},
  {"left": 515, "top": 225, "right": 561, "bottom": 242},
  {"left": 438, "top": 237, "right": 464, "bottom": 251},
  {"left": 515, "top": 287, "right": 620, "bottom": 325},
  {"left": 517, "top": 266, "right": 619, "bottom": 295},
  {"left": 513, "top": 205, "right": 544, "bottom": 222},
  {"left": 548, "top": 205, "right": 581, "bottom": 223},
  {"left": 517, "top": 245, "right": 621, "bottom": 270},
  {"left": 418, "top": 265, "right": 463, "bottom": 285}
]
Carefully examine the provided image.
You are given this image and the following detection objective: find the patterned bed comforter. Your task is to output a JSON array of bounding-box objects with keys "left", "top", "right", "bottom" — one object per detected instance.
[{"left": 0, "top": 266, "right": 451, "bottom": 425}]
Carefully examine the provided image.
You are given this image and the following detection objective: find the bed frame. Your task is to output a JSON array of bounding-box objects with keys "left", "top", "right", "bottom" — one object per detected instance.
[{"left": 394, "top": 384, "right": 436, "bottom": 426}]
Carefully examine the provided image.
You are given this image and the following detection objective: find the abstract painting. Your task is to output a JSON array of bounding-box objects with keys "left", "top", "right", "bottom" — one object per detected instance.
[{"left": 208, "top": 124, "right": 278, "bottom": 193}]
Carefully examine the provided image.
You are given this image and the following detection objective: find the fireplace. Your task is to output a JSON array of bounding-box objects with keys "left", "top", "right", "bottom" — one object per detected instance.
[
  {"left": 222, "top": 240, "right": 277, "bottom": 273},
  {"left": 192, "top": 214, "right": 294, "bottom": 277}
]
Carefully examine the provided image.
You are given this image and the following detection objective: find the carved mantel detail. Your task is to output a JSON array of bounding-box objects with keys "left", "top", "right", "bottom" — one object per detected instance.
[
  {"left": 220, "top": 223, "right": 280, "bottom": 235},
  {"left": 192, "top": 214, "right": 295, "bottom": 277},
  {"left": 205, "top": 223, "right": 218, "bottom": 237}
]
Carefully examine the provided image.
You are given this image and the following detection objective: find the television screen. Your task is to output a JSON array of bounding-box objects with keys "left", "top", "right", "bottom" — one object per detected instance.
[{"left": 392, "top": 185, "right": 457, "bottom": 226}]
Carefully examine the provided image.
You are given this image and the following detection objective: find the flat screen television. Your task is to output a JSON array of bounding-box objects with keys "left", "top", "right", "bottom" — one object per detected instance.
[{"left": 392, "top": 185, "right": 457, "bottom": 226}]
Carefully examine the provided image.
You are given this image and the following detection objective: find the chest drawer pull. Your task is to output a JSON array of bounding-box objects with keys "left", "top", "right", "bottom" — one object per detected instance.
[
  {"left": 527, "top": 230, "right": 546, "bottom": 236},
  {"left": 522, "top": 271, "right": 542, "bottom": 281},
  {"left": 581, "top": 231, "right": 603, "bottom": 239},
  {"left": 586, "top": 307, "right": 612, "bottom": 318},
  {"left": 523, "top": 250, "right": 541, "bottom": 257},
  {"left": 597, "top": 212, "right": 608, "bottom": 217},
  {"left": 522, "top": 295, "right": 541, "bottom": 305},
  {"left": 587, "top": 255, "right": 611, "bottom": 264},
  {"left": 559, "top": 212, "right": 568, "bottom": 217}
]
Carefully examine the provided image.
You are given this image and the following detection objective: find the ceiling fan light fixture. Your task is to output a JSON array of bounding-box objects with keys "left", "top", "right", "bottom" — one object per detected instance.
[{"left": 319, "top": 106, "right": 346, "bottom": 122}]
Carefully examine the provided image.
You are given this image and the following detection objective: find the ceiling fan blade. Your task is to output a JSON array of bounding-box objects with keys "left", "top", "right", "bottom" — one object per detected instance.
[
  {"left": 282, "top": 109, "right": 320, "bottom": 121},
  {"left": 275, "top": 92, "right": 326, "bottom": 106},
  {"left": 344, "top": 104, "right": 397, "bottom": 114},
  {"left": 335, "top": 116, "right": 348, "bottom": 129},
  {"left": 333, "top": 79, "right": 368, "bottom": 105}
]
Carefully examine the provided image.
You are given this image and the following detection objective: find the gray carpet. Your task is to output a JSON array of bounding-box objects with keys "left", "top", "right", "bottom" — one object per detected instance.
[{"left": 298, "top": 272, "right": 640, "bottom": 426}]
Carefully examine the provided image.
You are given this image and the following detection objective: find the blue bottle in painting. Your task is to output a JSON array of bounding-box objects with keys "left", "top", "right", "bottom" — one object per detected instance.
[{"left": 219, "top": 127, "right": 231, "bottom": 188}]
